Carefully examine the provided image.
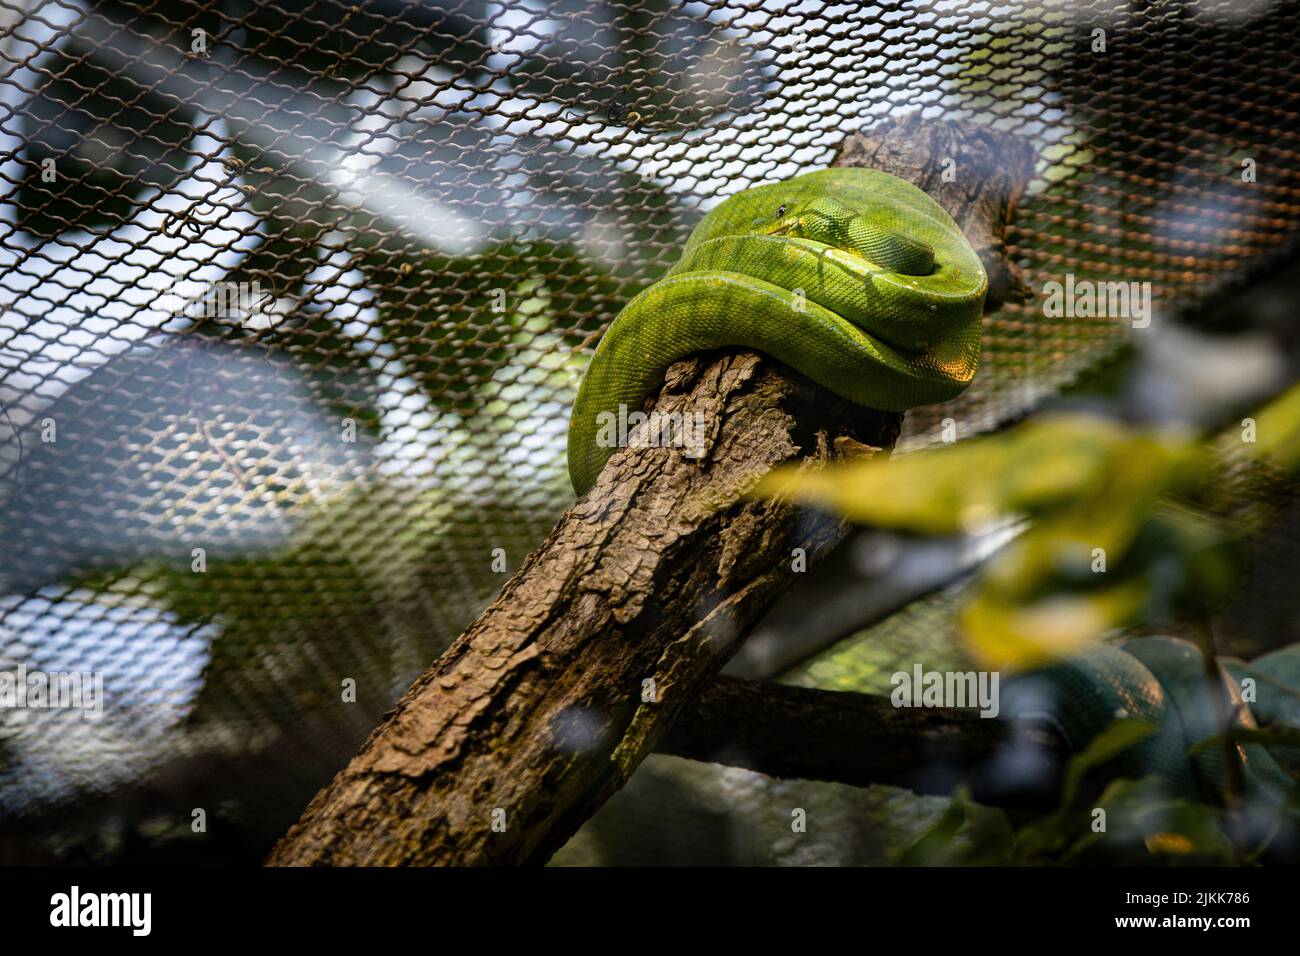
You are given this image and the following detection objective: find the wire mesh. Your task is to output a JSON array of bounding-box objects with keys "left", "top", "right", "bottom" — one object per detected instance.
[{"left": 0, "top": 0, "right": 1298, "bottom": 864}]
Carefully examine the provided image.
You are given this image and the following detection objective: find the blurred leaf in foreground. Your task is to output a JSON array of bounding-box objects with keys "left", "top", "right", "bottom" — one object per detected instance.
[
  {"left": 964, "top": 502, "right": 1243, "bottom": 668},
  {"left": 1249, "top": 381, "right": 1300, "bottom": 472},
  {"left": 1060, "top": 717, "right": 1157, "bottom": 809},
  {"left": 894, "top": 785, "right": 1014, "bottom": 866},
  {"left": 756, "top": 414, "right": 1188, "bottom": 536},
  {"left": 1062, "top": 777, "right": 1235, "bottom": 865},
  {"left": 754, "top": 412, "right": 1226, "bottom": 668}
]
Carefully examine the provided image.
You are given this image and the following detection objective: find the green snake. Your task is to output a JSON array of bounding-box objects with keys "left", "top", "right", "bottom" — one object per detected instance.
[
  {"left": 1005, "top": 637, "right": 1300, "bottom": 809},
  {"left": 566, "top": 168, "right": 987, "bottom": 495}
]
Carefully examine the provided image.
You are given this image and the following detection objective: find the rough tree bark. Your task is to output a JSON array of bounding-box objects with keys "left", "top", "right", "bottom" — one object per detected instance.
[{"left": 268, "top": 118, "right": 1034, "bottom": 866}]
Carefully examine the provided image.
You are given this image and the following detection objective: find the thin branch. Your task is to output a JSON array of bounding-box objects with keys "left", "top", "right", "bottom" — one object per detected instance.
[{"left": 656, "top": 675, "right": 1068, "bottom": 809}]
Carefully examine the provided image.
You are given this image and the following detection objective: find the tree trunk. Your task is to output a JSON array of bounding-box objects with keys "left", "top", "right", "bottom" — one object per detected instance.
[{"left": 268, "top": 118, "right": 1034, "bottom": 866}]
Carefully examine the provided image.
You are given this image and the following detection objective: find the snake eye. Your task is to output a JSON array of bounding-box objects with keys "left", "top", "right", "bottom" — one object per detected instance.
[{"left": 776, "top": 204, "right": 787, "bottom": 218}]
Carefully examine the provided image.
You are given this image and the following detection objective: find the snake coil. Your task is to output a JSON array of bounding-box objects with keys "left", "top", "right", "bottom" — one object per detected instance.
[
  {"left": 566, "top": 168, "right": 987, "bottom": 495},
  {"left": 1005, "top": 636, "right": 1300, "bottom": 807}
]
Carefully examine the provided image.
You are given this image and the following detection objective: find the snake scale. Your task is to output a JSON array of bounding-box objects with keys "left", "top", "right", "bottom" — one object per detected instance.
[
  {"left": 1006, "top": 637, "right": 1300, "bottom": 808},
  {"left": 564, "top": 168, "right": 1299, "bottom": 815}
]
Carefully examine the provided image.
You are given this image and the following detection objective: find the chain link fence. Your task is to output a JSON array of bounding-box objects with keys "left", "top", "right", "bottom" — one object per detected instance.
[{"left": 1, "top": 0, "right": 1298, "bottom": 864}]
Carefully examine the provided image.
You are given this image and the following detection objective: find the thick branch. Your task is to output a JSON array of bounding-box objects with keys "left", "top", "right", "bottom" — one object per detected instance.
[
  {"left": 269, "top": 119, "right": 1032, "bottom": 867},
  {"left": 269, "top": 355, "right": 899, "bottom": 866},
  {"left": 657, "top": 676, "right": 1068, "bottom": 810}
]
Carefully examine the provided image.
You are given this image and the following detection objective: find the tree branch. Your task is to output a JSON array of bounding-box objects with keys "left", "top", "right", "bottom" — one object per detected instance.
[
  {"left": 269, "top": 354, "right": 899, "bottom": 866},
  {"left": 656, "top": 675, "right": 1067, "bottom": 810},
  {"left": 268, "top": 118, "right": 1033, "bottom": 867}
]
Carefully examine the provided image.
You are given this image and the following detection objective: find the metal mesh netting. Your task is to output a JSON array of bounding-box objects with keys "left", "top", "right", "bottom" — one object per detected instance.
[{"left": 1, "top": 0, "right": 1298, "bottom": 864}]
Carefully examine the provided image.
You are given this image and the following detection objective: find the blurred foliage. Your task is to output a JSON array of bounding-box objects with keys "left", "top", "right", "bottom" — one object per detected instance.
[
  {"left": 964, "top": 502, "right": 1241, "bottom": 669},
  {"left": 894, "top": 784, "right": 977, "bottom": 865},
  {"left": 1251, "top": 381, "right": 1300, "bottom": 472},
  {"left": 759, "top": 384, "right": 1300, "bottom": 669},
  {"left": 899, "top": 721, "right": 1245, "bottom": 866},
  {"left": 757, "top": 411, "right": 1241, "bottom": 668},
  {"left": 760, "top": 413, "right": 1206, "bottom": 536},
  {"left": 1056, "top": 716, "right": 1157, "bottom": 811},
  {"left": 770, "top": 384, "right": 1300, "bottom": 865},
  {"left": 1020, "top": 775, "right": 1236, "bottom": 866}
]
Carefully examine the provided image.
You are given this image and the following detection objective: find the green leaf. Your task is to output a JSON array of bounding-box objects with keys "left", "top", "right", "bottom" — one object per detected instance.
[
  {"left": 961, "top": 576, "right": 1150, "bottom": 671},
  {"left": 1062, "top": 777, "right": 1235, "bottom": 865},
  {"left": 1061, "top": 718, "right": 1157, "bottom": 809},
  {"left": 1250, "top": 382, "right": 1300, "bottom": 472},
  {"left": 1014, "top": 776, "right": 1237, "bottom": 865},
  {"left": 754, "top": 413, "right": 1202, "bottom": 535},
  {"left": 895, "top": 788, "right": 969, "bottom": 866}
]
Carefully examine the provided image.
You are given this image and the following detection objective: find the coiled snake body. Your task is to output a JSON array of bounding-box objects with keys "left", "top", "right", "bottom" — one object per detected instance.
[
  {"left": 1007, "top": 637, "right": 1300, "bottom": 807},
  {"left": 566, "top": 168, "right": 988, "bottom": 495}
]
